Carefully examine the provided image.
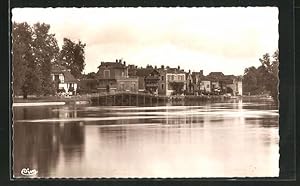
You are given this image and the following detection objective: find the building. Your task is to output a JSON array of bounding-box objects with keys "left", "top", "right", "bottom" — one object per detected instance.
[
  {"left": 199, "top": 79, "right": 212, "bottom": 93},
  {"left": 144, "top": 69, "right": 161, "bottom": 95},
  {"left": 186, "top": 70, "right": 194, "bottom": 94},
  {"left": 191, "top": 70, "right": 204, "bottom": 92},
  {"left": 218, "top": 75, "right": 243, "bottom": 96},
  {"left": 51, "top": 64, "right": 78, "bottom": 95},
  {"left": 158, "top": 66, "right": 186, "bottom": 96},
  {"left": 96, "top": 59, "right": 138, "bottom": 93}
]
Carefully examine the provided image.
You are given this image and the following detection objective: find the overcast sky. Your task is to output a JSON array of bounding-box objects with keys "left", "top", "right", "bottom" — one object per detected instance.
[{"left": 12, "top": 7, "right": 278, "bottom": 75}]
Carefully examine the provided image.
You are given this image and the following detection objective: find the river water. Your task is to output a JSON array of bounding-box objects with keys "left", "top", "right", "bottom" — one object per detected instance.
[{"left": 13, "top": 99, "right": 279, "bottom": 178}]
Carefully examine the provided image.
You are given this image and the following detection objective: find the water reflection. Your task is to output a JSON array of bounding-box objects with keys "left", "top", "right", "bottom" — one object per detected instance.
[{"left": 13, "top": 99, "right": 279, "bottom": 178}]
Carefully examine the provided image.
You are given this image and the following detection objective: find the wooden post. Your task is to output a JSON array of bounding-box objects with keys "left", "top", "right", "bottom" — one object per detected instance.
[
  {"left": 121, "top": 93, "right": 123, "bottom": 106},
  {"left": 113, "top": 95, "right": 116, "bottom": 105},
  {"left": 136, "top": 94, "right": 138, "bottom": 106},
  {"left": 129, "top": 94, "right": 131, "bottom": 106},
  {"left": 144, "top": 95, "right": 146, "bottom": 106}
]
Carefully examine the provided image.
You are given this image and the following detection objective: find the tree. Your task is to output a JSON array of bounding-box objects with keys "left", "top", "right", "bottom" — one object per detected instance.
[
  {"left": 12, "top": 22, "right": 41, "bottom": 99},
  {"left": 243, "top": 50, "right": 279, "bottom": 104},
  {"left": 85, "top": 72, "right": 97, "bottom": 79},
  {"left": 32, "top": 23, "right": 59, "bottom": 95},
  {"left": 169, "top": 82, "right": 184, "bottom": 95},
  {"left": 12, "top": 22, "right": 31, "bottom": 96},
  {"left": 59, "top": 38, "right": 86, "bottom": 79},
  {"left": 243, "top": 66, "right": 260, "bottom": 95},
  {"left": 12, "top": 22, "right": 61, "bottom": 98},
  {"left": 259, "top": 51, "right": 279, "bottom": 103}
]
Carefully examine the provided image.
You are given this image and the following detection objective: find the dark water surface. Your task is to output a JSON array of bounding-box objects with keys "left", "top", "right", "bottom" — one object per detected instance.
[{"left": 13, "top": 99, "right": 279, "bottom": 178}]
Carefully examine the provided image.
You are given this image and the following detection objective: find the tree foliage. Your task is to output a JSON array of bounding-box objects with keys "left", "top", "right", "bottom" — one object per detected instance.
[
  {"left": 12, "top": 22, "right": 32, "bottom": 96},
  {"left": 12, "top": 22, "right": 59, "bottom": 98},
  {"left": 32, "top": 23, "right": 59, "bottom": 95},
  {"left": 243, "top": 50, "right": 279, "bottom": 103},
  {"left": 169, "top": 82, "right": 185, "bottom": 95},
  {"left": 59, "top": 38, "right": 86, "bottom": 79}
]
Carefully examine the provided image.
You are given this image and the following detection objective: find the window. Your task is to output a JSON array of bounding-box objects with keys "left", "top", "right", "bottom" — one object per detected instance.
[
  {"left": 207, "top": 84, "right": 210, "bottom": 88},
  {"left": 59, "top": 74, "right": 64, "bottom": 83},
  {"left": 161, "top": 84, "right": 164, "bottom": 89},
  {"left": 104, "top": 70, "right": 110, "bottom": 78},
  {"left": 54, "top": 75, "right": 59, "bottom": 81},
  {"left": 161, "top": 76, "right": 164, "bottom": 81},
  {"left": 120, "top": 83, "right": 125, "bottom": 91}
]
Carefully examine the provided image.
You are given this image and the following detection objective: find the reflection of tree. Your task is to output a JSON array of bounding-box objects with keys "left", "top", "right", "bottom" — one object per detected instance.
[
  {"left": 60, "top": 122, "right": 85, "bottom": 160},
  {"left": 13, "top": 124, "right": 60, "bottom": 177}
]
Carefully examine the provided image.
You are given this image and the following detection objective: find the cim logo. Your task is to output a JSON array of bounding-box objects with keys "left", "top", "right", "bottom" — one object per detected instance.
[{"left": 21, "top": 168, "right": 38, "bottom": 176}]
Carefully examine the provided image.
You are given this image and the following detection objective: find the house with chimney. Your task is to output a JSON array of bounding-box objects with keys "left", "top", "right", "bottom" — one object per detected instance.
[
  {"left": 158, "top": 65, "right": 186, "bottom": 96},
  {"left": 96, "top": 59, "right": 138, "bottom": 93},
  {"left": 51, "top": 64, "right": 78, "bottom": 95}
]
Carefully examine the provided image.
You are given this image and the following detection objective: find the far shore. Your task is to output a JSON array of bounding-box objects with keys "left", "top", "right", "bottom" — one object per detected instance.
[{"left": 12, "top": 93, "right": 274, "bottom": 105}]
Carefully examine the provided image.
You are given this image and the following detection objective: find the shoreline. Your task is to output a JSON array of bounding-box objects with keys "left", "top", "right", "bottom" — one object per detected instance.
[{"left": 12, "top": 94, "right": 274, "bottom": 107}]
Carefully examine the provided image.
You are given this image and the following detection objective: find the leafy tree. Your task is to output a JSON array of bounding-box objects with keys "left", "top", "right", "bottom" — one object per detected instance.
[
  {"left": 85, "top": 72, "right": 97, "bottom": 79},
  {"left": 260, "top": 50, "right": 279, "bottom": 103},
  {"left": 32, "top": 23, "right": 59, "bottom": 95},
  {"left": 243, "top": 50, "right": 279, "bottom": 104},
  {"left": 12, "top": 22, "right": 41, "bottom": 99},
  {"left": 169, "top": 82, "right": 184, "bottom": 95},
  {"left": 12, "top": 22, "right": 31, "bottom": 96},
  {"left": 243, "top": 66, "right": 259, "bottom": 95},
  {"left": 59, "top": 38, "right": 86, "bottom": 79}
]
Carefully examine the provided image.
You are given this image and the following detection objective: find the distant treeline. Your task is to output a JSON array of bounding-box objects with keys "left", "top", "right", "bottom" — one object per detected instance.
[
  {"left": 242, "top": 50, "right": 279, "bottom": 104},
  {"left": 12, "top": 22, "right": 86, "bottom": 98}
]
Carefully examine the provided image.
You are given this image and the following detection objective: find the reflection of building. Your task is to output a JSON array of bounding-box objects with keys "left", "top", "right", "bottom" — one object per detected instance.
[
  {"left": 96, "top": 59, "right": 138, "bottom": 93},
  {"left": 51, "top": 64, "right": 78, "bottom": 94}
]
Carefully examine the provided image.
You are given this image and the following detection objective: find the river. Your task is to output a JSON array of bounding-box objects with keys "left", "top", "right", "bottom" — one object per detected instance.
[{"left": 13, "top": 99, "right": 279, "bottom": 178}]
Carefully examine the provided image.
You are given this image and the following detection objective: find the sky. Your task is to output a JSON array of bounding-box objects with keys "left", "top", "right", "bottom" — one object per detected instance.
[{"left": 12, "top": 7, "right": 278, "bottom": 75}]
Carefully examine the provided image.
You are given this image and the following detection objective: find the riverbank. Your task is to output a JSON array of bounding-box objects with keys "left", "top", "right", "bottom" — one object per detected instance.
[
  {"left": 12, "top": 93, "right": 275, "bottom": 107},
  {"left": 13, "top": 95, "right": 91, "bottom": 107}
]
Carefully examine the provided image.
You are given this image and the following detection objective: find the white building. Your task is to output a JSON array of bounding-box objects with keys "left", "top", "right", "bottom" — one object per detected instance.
[
  {"left": 200, "top": 80, "right": 211, "bottom": 93},
  {"left": 158, "top": 67, "right": 186, "bottom": 96},
  {"left": 51, "top": 65, "right": 78, "bottom": 95}
]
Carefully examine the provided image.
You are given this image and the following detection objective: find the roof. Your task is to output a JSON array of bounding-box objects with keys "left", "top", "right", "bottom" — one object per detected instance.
[
  {"left": 208, "top": 72, "right": 225, "bottom": 77},
  {"left": 157, "top": 67, "right": 185, "bottom": 74},
  {"left": 136, "top": 68, "right": 154, "bottom": 77},
  {"left": 98, "top": 62, "right": 126, "bottom": 69},
  {"left": 62, "top": 71, "right": 77, "bottom": 83},
  {"left": 51, "top": 64, "right": 68, "bottom": 73},
  {"left": 51, "top": 64, "right": 77, "bottom": 83}
]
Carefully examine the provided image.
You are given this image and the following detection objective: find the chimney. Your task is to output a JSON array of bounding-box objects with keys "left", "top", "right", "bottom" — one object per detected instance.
[
  {"left": 154, "top": 65, "right": 157, "bottom": 69},
  {"left": 188, "top": 69, "right": 191, "bottom": 73},
  {"left": 116, "top": 59, "right": 118, "bottom": 63},
  {"left": 161, "top": 65, "right": 164, "bottom": 69},
  {"left": 178, "top": 66, "right": 180, "bottom": 70},
  {"left": 123, "top": 61, "right": 126, "bottom": 66},
  {"left": 200, "top": 70, "right": 203, "bottom": 76}
]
